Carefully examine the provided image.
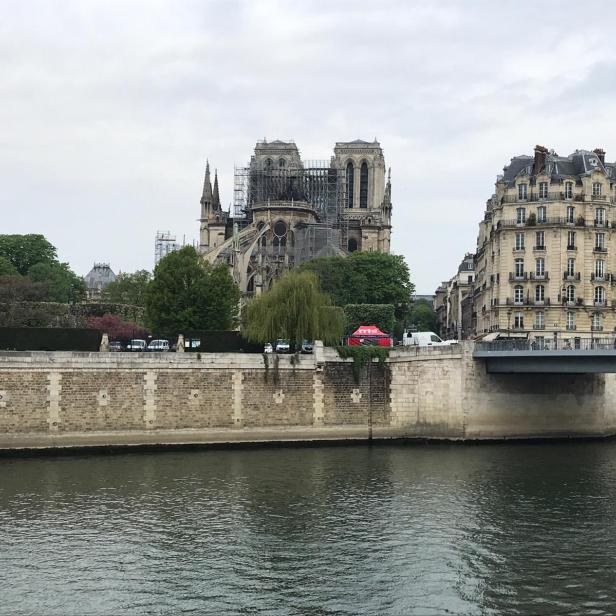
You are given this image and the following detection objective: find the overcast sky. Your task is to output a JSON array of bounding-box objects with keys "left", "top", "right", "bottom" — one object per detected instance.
[{"left": 3, "top": 0, "right": 616, "bottom": 293}]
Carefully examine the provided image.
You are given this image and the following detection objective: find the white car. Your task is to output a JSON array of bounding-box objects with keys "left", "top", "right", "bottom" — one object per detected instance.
[
  {"left": 264, "top": 343, "right": 273, "bottom": 353},
  {"left": 148, "top": 339, "right": 169, "bottom": 352},
  {"left": 275, "top": 339, "right": 290, "bottom": 353},
  {"left": 126, "top": 339, "right": 147, "bottom": 352}
]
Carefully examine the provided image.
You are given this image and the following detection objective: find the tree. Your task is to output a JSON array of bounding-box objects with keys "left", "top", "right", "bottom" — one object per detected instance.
[
  {"left": 87, "top": 314, "right": 148, "bottom": 341},
  {"left": 0, "top": 234, "right": 57, "bottom": 275},
  {"left": 0, "top": 256, "right": 18, "bottom": 277},
  {"left": 242, "top": 270, "right": 345, "bottom": 346},
  {"left": 302, "top": 251, "right": 415, "bottom": 318},
  {"left": 28, "top": 261, "right": 87, "bottom": 304},
  {"left": 145, "top": 246, "right": 240, "bottom": 334},
  {"left": 343, "top": 304, "right": 395, "bottom": 335},
  {"left": 101, "top": 270, "right": 151, "bottom": 306},
  {"left": 407, "top": 299, "right": 437, "bottom": 332}
]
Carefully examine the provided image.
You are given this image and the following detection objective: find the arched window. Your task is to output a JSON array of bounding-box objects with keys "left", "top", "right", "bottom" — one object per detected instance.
[
  {"left": 279, "top": 158, "right": 286, "bottom": 168},
  {"left": 348, "top": 238, "right": 358, "bottom": 252},
  {"left": 247, "top": 276, "right": 255, "bottom": 294},
  {"left": 346, "top": 162, "right": 354, "bottom": 208},
  {"left": 265, "top": 158, "right": 273, "bottom": 170},
  {"left": 359, "top": 162, "right": 368, "bottom": 208},
  {"left": 514, "top": 285, "right": 524, "bottom": 304}
]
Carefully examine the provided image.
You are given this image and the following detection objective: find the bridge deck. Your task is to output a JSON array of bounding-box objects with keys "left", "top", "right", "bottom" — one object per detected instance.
[{"left": 474, "top": 339, "right": 616, "bottom": 373}]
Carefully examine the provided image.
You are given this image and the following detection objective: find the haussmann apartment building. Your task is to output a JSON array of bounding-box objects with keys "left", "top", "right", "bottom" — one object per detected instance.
[{"left": 473, "top": 145, "right": 616, "bottom": 346}]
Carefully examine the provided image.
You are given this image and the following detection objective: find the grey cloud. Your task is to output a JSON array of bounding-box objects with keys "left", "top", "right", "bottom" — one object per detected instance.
[{"left": 2, "top": 0, "right": 616, "bottom": 293}]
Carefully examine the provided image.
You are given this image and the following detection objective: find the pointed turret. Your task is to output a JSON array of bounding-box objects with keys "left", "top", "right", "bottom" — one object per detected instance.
[
  {"left": 200, "top": 160, "right": 213, "bottom": 215},
  {"left": 212, "top": 169, "right": 221, "bottom": 210}
]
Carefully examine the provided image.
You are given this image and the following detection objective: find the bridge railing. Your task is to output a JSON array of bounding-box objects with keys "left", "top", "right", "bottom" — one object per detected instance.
[{"left": 476, "top": 337, "right": 616, "bottom": 352}]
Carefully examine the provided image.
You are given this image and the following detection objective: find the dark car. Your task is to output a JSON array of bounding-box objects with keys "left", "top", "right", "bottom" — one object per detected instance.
[
  {"left": 301, "top": 340, "right": 314, "bottom": 354},
  {"left": 108, "top": 341, "right": 124, "bottom": 352}
]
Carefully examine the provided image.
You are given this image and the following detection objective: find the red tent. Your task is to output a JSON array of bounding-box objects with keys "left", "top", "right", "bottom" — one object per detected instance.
[{"left": 347, "top": 325, "right": 392, "bottom": 347}]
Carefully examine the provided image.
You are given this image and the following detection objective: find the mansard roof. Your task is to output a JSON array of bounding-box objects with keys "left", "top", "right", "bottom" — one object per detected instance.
[{"left": 501, "top": 148, "right": 615, "bottom": 186}]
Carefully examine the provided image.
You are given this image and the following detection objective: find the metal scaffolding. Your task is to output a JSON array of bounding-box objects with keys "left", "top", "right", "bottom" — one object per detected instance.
[{"left": 232, "top": 157, "right": 349, "bottom": 259}]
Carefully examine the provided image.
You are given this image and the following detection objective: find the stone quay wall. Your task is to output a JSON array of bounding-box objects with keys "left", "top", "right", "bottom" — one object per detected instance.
[{"left": 0, "top": 342, "right": 615, "bottom": 450}]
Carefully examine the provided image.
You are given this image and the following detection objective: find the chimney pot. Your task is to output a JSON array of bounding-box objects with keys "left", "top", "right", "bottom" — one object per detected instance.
[{"left": 594, "top": 148, "right": 606, "bottom": 164}]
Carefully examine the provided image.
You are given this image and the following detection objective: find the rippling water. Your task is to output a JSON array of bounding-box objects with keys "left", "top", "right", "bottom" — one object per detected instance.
[{"left": 1, "top": 442, "right": 616, "bottom": 615}]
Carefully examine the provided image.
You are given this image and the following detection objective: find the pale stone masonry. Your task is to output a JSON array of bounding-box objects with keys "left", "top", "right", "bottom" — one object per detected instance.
[
  {"left": 474, "top": 146, "right": 616, "bottom": 342},
  {"left": 1, "top": 346, "right": 616, "bottom": 448}
]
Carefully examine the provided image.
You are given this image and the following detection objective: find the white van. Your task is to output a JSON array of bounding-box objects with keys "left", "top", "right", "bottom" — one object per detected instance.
[{"left": 402, "top": 331, "right": 458, "bottom": 347}]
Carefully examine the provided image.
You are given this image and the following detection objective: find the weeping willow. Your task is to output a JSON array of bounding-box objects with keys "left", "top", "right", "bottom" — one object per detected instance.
[{"left": 242, "top": 270, "right": 344, "bottom": 346}]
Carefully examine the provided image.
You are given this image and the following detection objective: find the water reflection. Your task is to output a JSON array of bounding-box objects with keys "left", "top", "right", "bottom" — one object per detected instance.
[{"left": 1, "top": 443, "right": 616, "bottom": 615}]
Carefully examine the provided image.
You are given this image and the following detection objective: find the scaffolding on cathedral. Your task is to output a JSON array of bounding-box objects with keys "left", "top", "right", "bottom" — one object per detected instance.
[{"left": 231, "top": 159, "right": 349, "bottom": 264}]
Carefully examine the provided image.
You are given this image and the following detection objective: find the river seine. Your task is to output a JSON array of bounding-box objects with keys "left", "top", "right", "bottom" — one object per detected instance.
[{"left": 1, "top": 441, "right": 616, "bottom": 615}]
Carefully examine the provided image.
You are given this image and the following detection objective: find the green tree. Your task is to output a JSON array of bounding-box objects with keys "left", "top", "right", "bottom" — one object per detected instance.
[
  {"left": 145, "top": 246, "right": 240, "bottom": 333},
  {"left": 302, "top": 251, "right": 414, "bottom": 318},
  {"left": 242, "top": 270, "right": 345, "bottom": 346},
  {"left": 407, "top": 299, "right": 437, "bottom": 332},
  {"left": 28, "top": 261, "right": 87, "bottom": 304},
  {"left": 0, "top": 256, "right": 18, "bottom": 277},
  {"left": 0, "top": 234, "right": 57, "bottom": 275},
  {"left": 102, "top": 270, "right": 151, "bottom": 306},
  {"left": 343, "top": 304, "right": 395, "bottom": 335}
]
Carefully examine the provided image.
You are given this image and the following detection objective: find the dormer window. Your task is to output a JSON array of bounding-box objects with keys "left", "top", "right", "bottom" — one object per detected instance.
[
  {"left": 539, "top": 182, "right": 548, "bottom": 199},
  {"left": 518, "top": 184, "right": 528, "bottom": 201},
  {"left": 565, "top": 182, "right": 574, "bottom": 199}
]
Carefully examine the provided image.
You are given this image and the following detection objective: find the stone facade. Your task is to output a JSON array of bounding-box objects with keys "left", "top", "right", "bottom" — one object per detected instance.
[
  {"left": 434, "top": 253, "right": 475, "bottom": 340},
  {"left": 1, "top": 344, "right": 616, "bottom": 449},
  {"left": 199, "top": 139, "right": 393, "bottom": 295},
  {"left": 473, "top": 145, "right": 616, "bottom": 343}
]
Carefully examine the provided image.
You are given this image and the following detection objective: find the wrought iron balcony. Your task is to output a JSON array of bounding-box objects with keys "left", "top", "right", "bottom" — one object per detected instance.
[{"left": 563, "top": 272, "right": 581, "bottom": 281}]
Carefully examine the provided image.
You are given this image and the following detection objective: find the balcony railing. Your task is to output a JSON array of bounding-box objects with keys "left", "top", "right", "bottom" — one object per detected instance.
[
  {"left": 506, "top": 297, "right": 551, "bottom": 306},
  {"left": 509, "top": 272, "right": 528, "bottom": 281},
  {"left": 591, "top": 273, "right": 611, "bottom": 282},
  {"left": 567, "top": 245, "right": 577, "bottom": 251},
  {"left": 594, "top": 300, "right": 607, "bottom": 308},
  {"left": 530, "top": 272, "right": 549, "bottom": 280},
  {"left": 594, "top": 246, "right": 608, "bottom": 253},
  {"left": 563, "top": 272, "right": 581, "bottom": 281},
  {"left": 500, "top": 192, "right": 615, "bottom": 204}
]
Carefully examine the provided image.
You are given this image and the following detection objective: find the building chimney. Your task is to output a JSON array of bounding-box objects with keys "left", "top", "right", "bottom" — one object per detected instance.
[
  {"left": 533, "top": 145, "right": 549, "bottom": 175},
  {"left": 594, "top": 148, "right": 606, "bottom": 165}
]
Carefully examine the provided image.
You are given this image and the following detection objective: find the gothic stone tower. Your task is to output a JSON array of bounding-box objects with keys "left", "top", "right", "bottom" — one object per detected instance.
[
  {"left": 199, "top": 161, "right": 227, "bottom": 251},
  {"left": 333, "top": 140, "right": 392, "bottom": 253}
]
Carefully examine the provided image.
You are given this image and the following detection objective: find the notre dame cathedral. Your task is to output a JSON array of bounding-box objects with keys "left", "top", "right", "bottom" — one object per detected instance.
[{"left": 198, "top": 139, "right": 392, "bottom": 295}]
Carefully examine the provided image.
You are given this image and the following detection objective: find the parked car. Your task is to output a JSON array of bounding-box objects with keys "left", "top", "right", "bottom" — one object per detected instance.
[
  {"left": 264, "top": 343, "right": 274, "bottom": 353},
  {"left": 301, "top": 340, "right": 313, "bottom": 354},
  {"left": 148, "top": 339, "right": 170, "bottom": 352},
  {"left": 126, "top": 339, "right": 147, "bottom": 352},
  {"left": 275, "top": 339, "right": 290, "bottom": 353},
  {"left": 402, "top": 331, "right": 458, "bottom": 347},
  {"left": 108, "top": 341, "right": 123, "bottom": 352}
]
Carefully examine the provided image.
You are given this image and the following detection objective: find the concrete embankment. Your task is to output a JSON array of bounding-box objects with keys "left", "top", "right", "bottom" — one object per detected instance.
[{"left": 0, "top": 342, "right": 615, "bottom": 451}]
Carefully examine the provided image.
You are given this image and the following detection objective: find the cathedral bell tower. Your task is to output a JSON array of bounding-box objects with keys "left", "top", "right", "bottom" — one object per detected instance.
[{"left": 199, "top": 161, "right": 227, "bottom": 252}]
